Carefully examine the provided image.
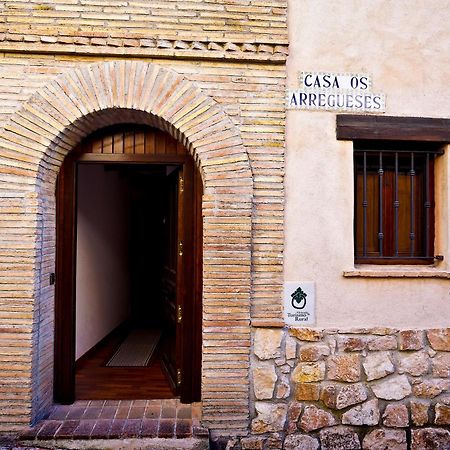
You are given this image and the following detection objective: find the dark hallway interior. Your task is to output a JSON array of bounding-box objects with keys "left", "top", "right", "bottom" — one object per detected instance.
[{"left": 75, "top": 163, "right": 179, "bottom": 400}]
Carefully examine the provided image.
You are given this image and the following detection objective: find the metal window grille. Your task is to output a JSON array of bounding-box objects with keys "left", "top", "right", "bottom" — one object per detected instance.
[{"left": 354, "top": 144, "right": 442, "bottom": 264}]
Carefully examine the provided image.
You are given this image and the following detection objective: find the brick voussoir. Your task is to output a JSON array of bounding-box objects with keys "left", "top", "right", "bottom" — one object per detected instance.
[
  {"left": 175, "top": 102, "right": 221, "bottom": 133},
  {"left": 171, "top": 97, "right": 214, "bottom": 131}
]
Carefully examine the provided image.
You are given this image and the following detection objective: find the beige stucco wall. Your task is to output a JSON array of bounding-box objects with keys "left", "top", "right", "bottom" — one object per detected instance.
[
  {"left": 76, "top": 165, "right": 130, "bottom": 360},
  {"left": 285, "top": 0, "right": 450, "bottom": 328}
]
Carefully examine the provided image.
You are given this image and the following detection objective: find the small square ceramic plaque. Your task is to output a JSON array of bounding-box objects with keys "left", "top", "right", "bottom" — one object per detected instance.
[{"left": 284, "top": 281, "right": 315, "bottom": 326}]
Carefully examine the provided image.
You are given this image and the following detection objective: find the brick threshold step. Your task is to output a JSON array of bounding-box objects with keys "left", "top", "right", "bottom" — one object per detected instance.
[
  {"left": 19, "top": 400, "right": 208, "bottom": 442},
  {"left": 18, "top": 437, "right": 209, "bottom": 450}
]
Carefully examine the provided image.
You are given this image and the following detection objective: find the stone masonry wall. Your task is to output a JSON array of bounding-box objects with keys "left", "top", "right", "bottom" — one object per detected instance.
[{"left": 221, "top": 327, "right": 450, "bottom": 449}]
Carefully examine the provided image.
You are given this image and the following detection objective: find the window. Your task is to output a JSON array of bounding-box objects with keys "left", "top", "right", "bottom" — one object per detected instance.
[
  {"left": 354, "top": 142, "right": 442, "bottom": 264},
  {"left": 337, "top": 115, "right": 450, "bottom": 266}
]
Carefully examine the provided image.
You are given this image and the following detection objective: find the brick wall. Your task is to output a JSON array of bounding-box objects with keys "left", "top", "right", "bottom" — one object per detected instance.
[
  {"left": 0, "top": 53, "right": 286, "bottom": 435},
  {"left": 0, "top": 1, "right": 287, "bottom": 60}
]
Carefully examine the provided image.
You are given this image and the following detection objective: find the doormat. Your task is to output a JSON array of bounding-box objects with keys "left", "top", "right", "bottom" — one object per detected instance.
[{"left": 106, "top": 329, "right": 161, "bottom": 367}]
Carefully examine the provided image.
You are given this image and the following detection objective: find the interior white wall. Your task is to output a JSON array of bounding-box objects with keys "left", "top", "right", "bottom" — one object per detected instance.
[
  {"left": 285, "top": 0, "right": 450, "bottom": 328},
  {"left": 75, "top": 165, "right": 130, "bottom": 360}
]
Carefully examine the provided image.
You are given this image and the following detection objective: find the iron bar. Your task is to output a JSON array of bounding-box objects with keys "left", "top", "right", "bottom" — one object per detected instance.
[
  {"left": 394, "top": 152, "right": 399, "bottom": 256},
  {"left": 410, "top": 152, "right": 415, "bottom": 256},
  {"left": 363, "top": 151, "right": 367, "bottom": 256},
  {"left": 378, "top": 151, "right": 384, "bottom": 256},
  {"left": 425, "top": 153, "right": 431, "bottom": 257}
]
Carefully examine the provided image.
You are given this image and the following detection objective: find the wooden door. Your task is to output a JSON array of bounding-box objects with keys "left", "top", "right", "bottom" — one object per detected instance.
[
  {"left": 54, "top": 125, "right": 202, "bottom": 404},
  {"left": 159, "top": 161, "right": 199, "bottom": 403},
  {"left": 160, "top": 167, "right": 182, "bottom": 392},
  {"left": 54, "top": 154, "right": 77, "bottom": 404}
]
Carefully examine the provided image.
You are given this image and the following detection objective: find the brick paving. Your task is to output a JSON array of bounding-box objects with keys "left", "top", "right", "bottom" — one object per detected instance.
[{"left": 20, "top": 400, "right": 207, "bottom": 441}]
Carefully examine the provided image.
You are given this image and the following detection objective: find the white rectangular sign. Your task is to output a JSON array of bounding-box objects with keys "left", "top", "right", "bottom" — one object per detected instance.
[
  {"left": 299, "top": 72, "right": 372, "bottom": 91},
  {"left": 286, "top": 90, "right": 385, "bottom": 113},
  {"left": 284, "top": 281, "right": 315, "bottom": 326},
  {"left": 288, "top": 70, "right": 385, "bottom": 113}
]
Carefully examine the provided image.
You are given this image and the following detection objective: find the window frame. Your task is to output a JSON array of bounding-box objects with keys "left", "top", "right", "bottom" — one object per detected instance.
[
  {"left": 336, "top": 115, "right": 450, "bottom": 266},
  {"left": 353, "top": 142, "right": 440, "bottom": 265}
]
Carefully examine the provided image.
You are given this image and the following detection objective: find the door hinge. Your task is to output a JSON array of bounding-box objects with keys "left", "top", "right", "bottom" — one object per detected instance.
[
  {"left": 179, "top": 176, "right": 184, "bottom": 194},
  {"left": 177, "top": 305, "right": 183, "bottom": 324},
  {"left": 177, "top": 368, "right": 182, "bottom": 386},
  {"left": 178, "top": 240, "right": 183, "bottom": 256}
]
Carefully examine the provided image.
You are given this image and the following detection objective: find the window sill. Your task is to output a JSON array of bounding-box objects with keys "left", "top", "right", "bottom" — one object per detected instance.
[{"left": 343, "top": 266, "right": 450, "bottom": 279}]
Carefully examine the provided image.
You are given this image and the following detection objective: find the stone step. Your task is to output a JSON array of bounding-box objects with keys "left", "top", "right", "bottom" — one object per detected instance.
[{"left": 17, "top": 437, "right": 209, "bottom": 450}]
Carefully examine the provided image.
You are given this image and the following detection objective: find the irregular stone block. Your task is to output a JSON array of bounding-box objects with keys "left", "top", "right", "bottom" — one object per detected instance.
[
  {"left": 241, "top": 436, "right": 265, "bottom": 449},
  {"left": 362, "top": 428, "right": 407, "bottom": 450},
  {"left": 367, "top": 335, "right": 397, "bottom": 351},
  {"left": 319, "top": 426, "right": 361, "bottom": 450},
  {"left": 338, "top": 328, "right": 370, "bottom": 334},
  {"left": 286, "top": 401, "right": 302, "bottom": 434},
  {"left": 337, "top": 336, "right": 367, "bottom": 352},
  {"left": 292, "top": 362, "right": 325, "bottom": 383},
  {"left": 435, "top": 402, "right": 450, "bottom": 425},
  {"left": 299, "top": 405, "right": 338, "bottom": 432},
  {"left": 410, "top": 399, "right": 429, "bottom": 426},
  {"left": 427, "top": 328, "right": 450, "bottom": 351},
  {"left": 299, "top": 344, "right": 330, "bottom": 361},
  {"left": 342, "top": 398, "right": 380, "bottom": 426},
  {"left": 251, "top": 402, "right": 287, "bottom": 434},
  {"left": 398, "top": 351, "right": 429, "bottom": 376},
  {"left": 363, "top": 351, "right": 395, "bottom": 381},
  {"left": 432, "top": 352, "right": 450, "bottom": 377},
  {"left": 284, "top": 433, "right": 319, "bottom": 450},
  {"left": 295, "top": 383, "right": 320, "bottom": 401},
  {"left": 369, "top": 327, "right": 397, "bottom": 335},
  {"left": 285, "top": 335, "right": 297, "bottom": 360},
  {"left": 275, "top": 357, "right": 286, "bottom": 366},
  {"left": 411, "top": 428, "right": 450, "bottom": 450},
  {"left": 321, "top": 383, "right": 367, "bottom": 409},
  {"left": 372, "top": 374, "right": 412, "bottom": 400},
  {"left": 289, "top": 328, "right": 322, "bottom": 342},
  {"left": 254, "top": 329, "right": 283, "bottom": 360},
  {"left": 253, "top": 361, "right": 277, "bottom": 400},
  {"left": 276, "top": 374, "right": 290, "bottom": 399},
  {"left": 266, "top": 433, "right": 283, "bottom": 449},
  {"left": 328, "top": 354, "right": 361, "bottom": 382},
  {"left": 382, "top": 403, "right": 409, "bottom": 427},
  {"left": 412, "top": 379, "right": 450, "bottom": 398},
  {"left": 399, "top": 330, "right": 424, "bottom": 350}
]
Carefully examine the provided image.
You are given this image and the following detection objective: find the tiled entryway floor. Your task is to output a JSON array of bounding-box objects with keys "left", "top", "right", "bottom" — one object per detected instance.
[{"left": 20, "top": 399, "right": 207, "bottom": 441}]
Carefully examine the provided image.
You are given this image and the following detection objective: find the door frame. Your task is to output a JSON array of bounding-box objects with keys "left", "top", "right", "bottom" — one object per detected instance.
[{"left": 54, "top": 152, "right": 201, "bottom": 404}]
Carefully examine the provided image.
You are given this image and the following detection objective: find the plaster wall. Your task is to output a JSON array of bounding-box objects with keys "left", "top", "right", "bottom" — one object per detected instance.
[
  {"left": 285, "top": 0, "right": 450, "bottom": 328},
  {"left": 75, "top": 165, "right": 130, "bottom": 360}
]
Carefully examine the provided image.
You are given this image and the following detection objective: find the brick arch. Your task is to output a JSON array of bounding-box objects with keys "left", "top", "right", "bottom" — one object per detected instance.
[{"left": 0, "top": 61, "right": 253, "bottom": 435}]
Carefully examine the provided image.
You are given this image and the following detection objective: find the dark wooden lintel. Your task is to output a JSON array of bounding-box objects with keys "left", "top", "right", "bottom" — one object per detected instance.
[
  {"left": 76, "top": 153, "right": 189, "bottom": 164},
  {"left": 337, "top": 115, "right": 450, "bottom": 142}
]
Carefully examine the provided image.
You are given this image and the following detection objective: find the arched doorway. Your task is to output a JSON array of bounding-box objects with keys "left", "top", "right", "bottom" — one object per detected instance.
[
  {"left": 54, "top": 124, "right": 203, "bottom": 405},
  {"left": 0, "top": 61, "right": 253, "bottom": 433}
]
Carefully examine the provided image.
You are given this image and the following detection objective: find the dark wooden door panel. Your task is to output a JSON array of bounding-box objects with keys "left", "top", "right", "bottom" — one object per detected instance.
[
  {"left": 161, "top": 167, "right": 181, "bottom": 392},
  {"left": 54, "top": 153, "right": 77, "bottom": 404}
]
